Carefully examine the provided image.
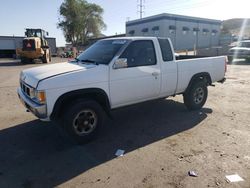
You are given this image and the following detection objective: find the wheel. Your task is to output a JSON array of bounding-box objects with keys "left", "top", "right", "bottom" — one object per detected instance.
[
  {"left": 42, "top": 49, "right": 50, "bottom": 63},
  {"left": 62, "top": 99, "right": 104, "bottom": 144},
  {"left": 183, "top": 81, "right": 208, "bottom": 110}
]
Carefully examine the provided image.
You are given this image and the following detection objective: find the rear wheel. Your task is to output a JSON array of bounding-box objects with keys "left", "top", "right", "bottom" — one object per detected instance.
[
  {"left": 183, "top": 81, "right": 208, "bottom": 110},
  {"left": 42, "top": 49, "right": 50, "bottom": 63},
  {"left": 62, "top": 99, "right": 104, "bottom": 144}
]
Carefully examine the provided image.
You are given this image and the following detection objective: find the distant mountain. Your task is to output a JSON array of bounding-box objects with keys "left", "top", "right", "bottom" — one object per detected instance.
[{"left": 222, "top": 18, "right": 250, "bottom": 36}]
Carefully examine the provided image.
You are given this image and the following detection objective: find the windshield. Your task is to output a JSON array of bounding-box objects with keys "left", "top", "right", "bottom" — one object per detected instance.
[
  {"left": 238, "top": 42, "right": 250, "bottom": 48},
  {"left": 26, "top": 30, "right": 42, "bottom": 38},
  {"left": 77, "top": 39, "right": 129, "bottom": 65}
]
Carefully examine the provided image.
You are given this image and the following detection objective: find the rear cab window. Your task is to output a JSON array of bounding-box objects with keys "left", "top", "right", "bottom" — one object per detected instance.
[{"left": 158, "top": 38, "right": 174, "bottom": 62}]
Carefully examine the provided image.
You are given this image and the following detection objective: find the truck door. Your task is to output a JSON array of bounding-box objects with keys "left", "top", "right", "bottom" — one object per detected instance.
[
  {"left": 109, "top": 40, "right": 161, "bottom": 108},
  {"left": 158, "top": 38, "right": 178, "bottom": 96}
]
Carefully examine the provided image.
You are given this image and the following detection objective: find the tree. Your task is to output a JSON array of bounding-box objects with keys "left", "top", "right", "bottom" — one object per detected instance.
[{"left": 58, "top": 0, "right": 106, "bottom": 45}]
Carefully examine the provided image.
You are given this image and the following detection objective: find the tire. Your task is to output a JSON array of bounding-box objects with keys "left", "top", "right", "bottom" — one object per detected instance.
[
  {"left": 183, "top": 81, "right": 208, "bottom": 110},
  {"left": 62, "top": 99, "right": 104, "bottom": 144},
  {"left": 42, "top": 49, "right": 50, "bottom": 63}
]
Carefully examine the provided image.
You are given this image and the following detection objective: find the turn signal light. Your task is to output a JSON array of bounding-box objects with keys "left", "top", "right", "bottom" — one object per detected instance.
[{"left": 36, "top": 91, "right": 46, "bottom": 104}]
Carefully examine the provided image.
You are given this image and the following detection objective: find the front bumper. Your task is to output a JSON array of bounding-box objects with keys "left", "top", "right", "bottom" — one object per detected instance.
[{"left": 17, "top": 87, "right": 47, "bottom": 119}]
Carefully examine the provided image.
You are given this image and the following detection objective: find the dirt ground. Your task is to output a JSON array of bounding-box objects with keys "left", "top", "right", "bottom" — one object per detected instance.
[{"left": 0, "top": 58, "right": 249, "bottom": 188}]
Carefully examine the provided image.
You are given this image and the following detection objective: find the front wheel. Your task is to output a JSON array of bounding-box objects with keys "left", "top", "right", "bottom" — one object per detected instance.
[
  {"left": 183, "top": 81, "right": 208, "bottom": 110},
  {"left": 62, "top": 99, "right": 104, "bottom": 144}
]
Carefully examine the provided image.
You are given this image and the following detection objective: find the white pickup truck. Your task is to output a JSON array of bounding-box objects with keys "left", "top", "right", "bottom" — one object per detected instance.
[
  {"left": 228, "top": 40, "right": 250, "bottom": 62},
  {"left": 18, "top": 37, "right": 226, "bottom": 143}
]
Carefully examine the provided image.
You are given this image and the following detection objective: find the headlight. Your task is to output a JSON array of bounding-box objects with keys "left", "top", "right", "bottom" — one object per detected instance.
[{"left": 34, "top": 90, "right": 46, "bottom": 104}]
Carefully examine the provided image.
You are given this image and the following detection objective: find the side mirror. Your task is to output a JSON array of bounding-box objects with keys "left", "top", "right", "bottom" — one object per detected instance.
[
  {"left": 113, "top": 58, "right": 128, "bottom": 69},
  {"left": 46, "top": 32, "right": 49, "bottom": 36}
]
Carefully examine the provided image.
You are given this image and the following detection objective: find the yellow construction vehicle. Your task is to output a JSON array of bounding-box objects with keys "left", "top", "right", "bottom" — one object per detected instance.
[{"left": 17, "top": 28, "right": 51, "bottom": 63}]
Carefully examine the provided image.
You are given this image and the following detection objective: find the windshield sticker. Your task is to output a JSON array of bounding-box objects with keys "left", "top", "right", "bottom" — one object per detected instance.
[{"left": 112, "top": 40, "right": 127, "bottom": 45}]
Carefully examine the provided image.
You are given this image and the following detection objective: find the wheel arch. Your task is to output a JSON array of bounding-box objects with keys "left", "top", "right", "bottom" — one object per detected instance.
[
  {"left": 185, "top": 72, "right": 212, "bottom": 93},
  {"left": 50, "top": 88, "right": 111, "bottom": 120}
]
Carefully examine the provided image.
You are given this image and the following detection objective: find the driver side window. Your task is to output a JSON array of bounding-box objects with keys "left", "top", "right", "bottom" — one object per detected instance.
[{"left": 120, "top": 40, "right": 156, "bottom": 67}]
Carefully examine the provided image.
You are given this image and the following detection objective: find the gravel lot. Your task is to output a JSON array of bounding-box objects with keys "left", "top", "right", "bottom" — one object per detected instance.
[{"left": 0, "top": 58, "right": 249, "bottom": 188}]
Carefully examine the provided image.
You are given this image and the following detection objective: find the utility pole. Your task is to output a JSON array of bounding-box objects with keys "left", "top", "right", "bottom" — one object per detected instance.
[{"left": 137, "top": 0, "right": 145, "bottom": 19}]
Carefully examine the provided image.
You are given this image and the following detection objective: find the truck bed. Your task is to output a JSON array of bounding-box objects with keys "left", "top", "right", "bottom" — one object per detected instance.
[{"left": 175, "top": 56, "right": 226, "bottom": 93}]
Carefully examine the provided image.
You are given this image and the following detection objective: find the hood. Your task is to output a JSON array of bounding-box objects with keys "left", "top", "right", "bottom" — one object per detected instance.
[{"left": 21, "top": 62, "right": 96, "bottom": 88}]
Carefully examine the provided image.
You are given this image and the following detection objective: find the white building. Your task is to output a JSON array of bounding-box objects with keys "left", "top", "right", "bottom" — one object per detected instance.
[{"left": 126, "top": 13, "right": 222, "bottom": 50}]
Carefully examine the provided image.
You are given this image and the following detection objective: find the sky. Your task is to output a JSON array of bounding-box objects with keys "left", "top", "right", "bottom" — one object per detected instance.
[{"left": 0, "top": 0, "right": 249, "bottom": 46}]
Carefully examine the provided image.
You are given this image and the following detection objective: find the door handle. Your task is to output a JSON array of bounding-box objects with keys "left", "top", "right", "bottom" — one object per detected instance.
[{"left": 152, "top": 72, "right": 159, "bottom": 77}]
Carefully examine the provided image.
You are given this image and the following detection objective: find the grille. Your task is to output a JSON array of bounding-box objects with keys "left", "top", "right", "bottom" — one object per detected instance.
[{"left": 20, "top": 81, "right": 31, "bottom": 97}]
